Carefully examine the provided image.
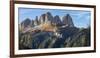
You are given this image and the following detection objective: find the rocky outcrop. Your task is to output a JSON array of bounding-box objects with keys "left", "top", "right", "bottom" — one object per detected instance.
[
  {"left": 34, "top": 16, "right": 39, "bottom": 26},
  {"left": 31, "top": 20, "right": 34, "bottom": 27},
  {"left": 21, "top": 12, "right": 75, "bottom": 29},
  {"left": 39, "top": 12, "right": 54, "bottom": 24},
  {"left": 45, "top": 12, "right": 54, "bottom": 23},
  {"left": 20, "top": 12, "right": 76, "bottom": 33},
  {"left": 39, "top": 14, "right": 46, "bottom": 24},
  {"left": 21, "top": 18, "right": 32, "bottom": 28},
  {"left": 62, "top": 14, "right": 74, "bottom": 27},
  {"left": 53, "top": 15, "right": 62, "bottom": 25}
]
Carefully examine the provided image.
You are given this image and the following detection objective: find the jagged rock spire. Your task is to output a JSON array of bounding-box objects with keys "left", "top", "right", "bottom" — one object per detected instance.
[
  {"left": 62, "top": 14, "right": 74, "bottom": 27},
  {"left": 34, "top": 16, "right": 39, "bottom": 26},
  {"left": 53, "top": 15, "right": 62, "bottom": 25},
  {"left": 39, "top": 14, "right": 46, "bottom": 24},
  {"left": 45, "top": 12, "right": 53, "bottom": 23},
  {"left": 21, "top": 18, "right": 31, "bottom": 28}
]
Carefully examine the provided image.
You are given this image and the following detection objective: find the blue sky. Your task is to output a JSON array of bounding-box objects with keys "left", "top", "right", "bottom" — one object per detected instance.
[{"left": 18, "top": 8, "right": 91, "bottom": 28}]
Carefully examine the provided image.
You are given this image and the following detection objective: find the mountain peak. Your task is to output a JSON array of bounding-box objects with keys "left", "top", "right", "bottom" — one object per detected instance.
[
  {"left": 62, "top": 14, "right": 74, "bottom": 27},
  {"left": 20, "top": 13, "right": 75, "bottom": 31},
  {"left": 45, "top": 12, "right": 53, "bottom": 22},
  {"left": 66, "top": 14, "right": 70, "bottom": 16},
  {"left": 34, "top": 16, "right": 39, "bottom": 26},
  {"left": 23, "top": 18, "right": 31, "bottom": 22},
  {"left": 21, "top": 18, "right": 31, "bottom": 28},
  {"left": 39, "top": 14, "right": 46, "bottom": 24},
  {"left": 53, "top": 15, "right": 62, "bottom": 25},
  {"left": 46, "top": 12, "right": 52, "bottom": 15}
]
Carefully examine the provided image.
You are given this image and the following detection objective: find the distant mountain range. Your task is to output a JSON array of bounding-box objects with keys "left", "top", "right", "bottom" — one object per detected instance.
[
  {"left": 19, "top": 12, "right": 75, "bottom": 33},
  {"left": 19, "top": 12, "right": 90, "bottom": 49}
]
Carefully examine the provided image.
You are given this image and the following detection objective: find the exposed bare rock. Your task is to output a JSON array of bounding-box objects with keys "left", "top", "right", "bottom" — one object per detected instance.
[
  {"left": 45, "top": 12, "right": 54, "bottom": 23},
  {"left": 39, "top": 14, "right": 46, "bottom": 24},
  {"left": 62, "top": 14, "right": 74, "bottom": 27},
  {"left": 53, "top": 15, "right": 62, "bottom": 25},
  {"left": 34, "top": 16, "right": 39, "bottom": 26},
  {"left": 21, "top": 18, "right": 32, "bottom": 28}
]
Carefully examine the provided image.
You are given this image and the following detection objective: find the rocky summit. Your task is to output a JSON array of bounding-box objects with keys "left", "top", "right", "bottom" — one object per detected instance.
[
  {"left": 62, "top": 14, "right": 74, "bottom": 27},
  {"left": 20, "top": 12, "right": 75, "bottom": 31}
]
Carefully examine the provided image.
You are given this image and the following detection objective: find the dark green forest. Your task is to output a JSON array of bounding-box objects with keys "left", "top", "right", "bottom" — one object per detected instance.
[{"left": 19, "top": 27, "right": 90, "bottom": 49}]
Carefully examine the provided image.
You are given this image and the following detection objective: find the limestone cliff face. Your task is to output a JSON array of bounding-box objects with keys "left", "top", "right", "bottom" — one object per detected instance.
[
  {"left": 53, "top": 15, "right": 62, "bottom": 25},
  {"left": 20, "top": 12, "right": 75, "bottom": 32},
  {"left": 34, "top": 16, "right": 39, "bottom": 26},
  {"left": 45, "top": 12, "right": 54, "bottom": 23},
  {"left": 38, "top": 12, "right": 54, "bottom": 24},
  {"left": 21, "top": 18, "right": 32, "bottom": 28},
  {"left": 21, "top": 12, "right": 75, "bottom": 27},
  {"left": 38, "top": 12, "right": 74, "bottom": 27},
  {"left": 62, "top": 14, "right": 74, "bottom": 27},
  {"left": 39, "top": 14, "right": 46, "bottom": 24}
]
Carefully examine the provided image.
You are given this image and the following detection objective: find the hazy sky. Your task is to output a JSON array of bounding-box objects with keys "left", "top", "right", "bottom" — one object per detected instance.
[{"left": 18, "top": 8, "right": 91, "bottom": 28}]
